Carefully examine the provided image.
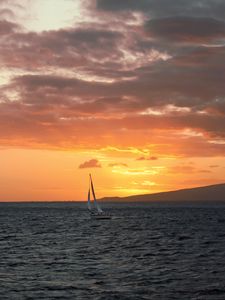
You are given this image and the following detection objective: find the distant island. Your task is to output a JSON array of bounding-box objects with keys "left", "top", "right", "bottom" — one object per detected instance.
[{"left": 100, "top": 183, "right": 225, "bottom": 202}]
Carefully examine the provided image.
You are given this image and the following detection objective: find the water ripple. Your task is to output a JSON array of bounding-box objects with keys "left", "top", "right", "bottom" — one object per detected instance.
[{"left": 0, "top": 202, "right": 225, "bottom": 299}]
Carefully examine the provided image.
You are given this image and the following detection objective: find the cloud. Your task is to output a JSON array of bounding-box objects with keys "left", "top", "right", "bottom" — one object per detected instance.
[
  {"left": 1, "top": 79, "right": 225, "bottom": 156},
  {"left": 108, "top": 163, "right": 128, "bottom": 167},
  {"left": 167, "top": 164, "right": 213, "bottom": 175},
  {"left": 8, "top": 40, "right": 225, "bottom": 115},
  {"left": 199, "top": 169, "right": 212, "bottom": 173},
  {"left": 0, "top": 8, "right": 15, "bottom": 19},
  {"left": 0, "top": 0, "right": 16, "bottom": 18},
  {"left": 137, "top": 156, "right": 158, "bottom": 161},
  {"left": 0, "top": 0, "right": 224, "bottom": 159},
  {"left": 0, "top": 24, "right": 124, "bottom": 71},
  {"left": 0, "top": 19, "right": 19, "bottom": 35},
  {"left": 96, "top": 0, "right": 225, "bottom": 19},
  {"left": 97, "top": 0, "right": 149, "bottom": 12},
  {"left": 79, "top": 159, "right": 102, "bottom": 169},
  {"left": 145, "top": 17, "right": 225, "bottom": 43}
]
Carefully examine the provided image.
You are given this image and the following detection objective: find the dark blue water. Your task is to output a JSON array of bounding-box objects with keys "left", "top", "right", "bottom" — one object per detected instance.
[{"left": 0, "top": 202, "right": 225, "bottom": 300}]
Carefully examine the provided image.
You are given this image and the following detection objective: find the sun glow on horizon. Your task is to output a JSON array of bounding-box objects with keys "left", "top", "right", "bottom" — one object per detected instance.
[{"left": 0, "top": 147, "right": 224, "bottom": 201}]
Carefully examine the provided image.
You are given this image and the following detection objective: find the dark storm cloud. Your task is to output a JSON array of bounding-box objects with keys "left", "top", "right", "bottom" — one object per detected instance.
[
  {"left": 145, "top": 17, "right": 225, "bottom": 43},
  {"left": 97, "top": 0, "right": 225, "bottom": 19}
]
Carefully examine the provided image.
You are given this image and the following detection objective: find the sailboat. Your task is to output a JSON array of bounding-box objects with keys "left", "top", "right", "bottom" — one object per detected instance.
[{"left": 87, "top": 174, "right": 111, "bottom": 219}]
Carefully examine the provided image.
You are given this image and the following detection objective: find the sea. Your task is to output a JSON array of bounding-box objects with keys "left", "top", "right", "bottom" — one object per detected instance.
[{"left": 0, "top": 201, "right": 225, "bottom": 300}]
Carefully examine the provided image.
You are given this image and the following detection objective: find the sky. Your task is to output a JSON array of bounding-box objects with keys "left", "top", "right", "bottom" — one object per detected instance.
[{"left": 0, "top": 0, "right": 225, "bottom": 201}]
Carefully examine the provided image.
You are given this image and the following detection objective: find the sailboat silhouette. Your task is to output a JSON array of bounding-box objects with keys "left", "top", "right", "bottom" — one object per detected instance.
[{"left": 87, "top": 174, "right": 111, "bottom": 219}]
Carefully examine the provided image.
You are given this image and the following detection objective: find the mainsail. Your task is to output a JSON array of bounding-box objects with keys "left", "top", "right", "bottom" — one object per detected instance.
[{"left": 88, "top": 174, "right": 103, "bottom": 214}]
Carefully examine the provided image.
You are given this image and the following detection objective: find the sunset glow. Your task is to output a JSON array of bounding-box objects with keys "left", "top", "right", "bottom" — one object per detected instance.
[{"left": 0, "top": 0, "right": 225, "bottom": 201}]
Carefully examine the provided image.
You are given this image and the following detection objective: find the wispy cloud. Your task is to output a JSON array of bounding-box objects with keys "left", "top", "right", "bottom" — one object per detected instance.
[
  {"left": 137, "top": 156, "right": 158, "bottom": 161},
  {"left": 108, "top": 163, "right": 128, "bottom": 167}
]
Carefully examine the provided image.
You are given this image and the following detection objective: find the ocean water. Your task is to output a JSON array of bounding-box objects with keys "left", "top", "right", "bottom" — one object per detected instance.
[{"left": 0, "top": 202, "right": 225, "bottom": 300}]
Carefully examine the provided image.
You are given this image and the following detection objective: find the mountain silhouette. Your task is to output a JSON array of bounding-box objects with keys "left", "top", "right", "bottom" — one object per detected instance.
[{"left": 101, "top": 183, "right": 225, "bottom": 202}]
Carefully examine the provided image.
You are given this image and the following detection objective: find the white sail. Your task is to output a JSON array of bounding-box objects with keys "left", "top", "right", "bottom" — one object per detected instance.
[{"left": 89, "top": 174, "right": 103, "bottom": 214}]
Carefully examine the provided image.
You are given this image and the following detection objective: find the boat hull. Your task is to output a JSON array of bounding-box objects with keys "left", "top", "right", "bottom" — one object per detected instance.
[{"left": 90, "top": 214, "right": 111, "bottom": 220}]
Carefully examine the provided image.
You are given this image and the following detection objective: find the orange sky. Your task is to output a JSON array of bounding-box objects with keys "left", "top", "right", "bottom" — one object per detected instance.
[{"left": 0, "top": 0, "right": 225, "bottom": 201}]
